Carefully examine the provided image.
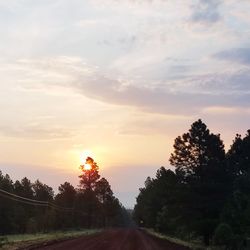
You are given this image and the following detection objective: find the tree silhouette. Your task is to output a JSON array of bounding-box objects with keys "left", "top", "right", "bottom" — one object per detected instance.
[
  {"left": 0, "top": 166, "right": 124, "bottom": 234},
  {"left": 13, "top": 178, "right": 34, "bottom": 233},
  {"left": 32, "top": 180, "right": 54, "bottom": 201},
  {"left": 0, "top": 172, "right": 14, "bottom": 234},
  {"left": 227, "top": 130, "right": 250, "bottom": 177},
  {"left": 224, "top": 131, "right": 250, "bottom": 236},
  {"left": 79, "top": 157, "right": 100, "bottom": 191},
  {"left": 169, "top": 119, "right": 226, "bottom": 245},
  {"left": 55, "top": 182, "right": 76, "bottom": 229},
  {"left": 95, "top": 177, "right": 114, "bottom": 227},
  {"left": 78, "top": 157, "right": 100, "bottom": 228},
  {"left": 170, "top": 119, "right": 225, "bottom": 181}
]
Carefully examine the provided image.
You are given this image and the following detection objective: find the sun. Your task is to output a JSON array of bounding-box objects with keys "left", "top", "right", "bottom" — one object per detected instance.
[
  {"left": 83, "top": 163, "right": 92, "bottom": 171},
  {"left": 80, "top": 149, "right": 94, "bottom": 165}
]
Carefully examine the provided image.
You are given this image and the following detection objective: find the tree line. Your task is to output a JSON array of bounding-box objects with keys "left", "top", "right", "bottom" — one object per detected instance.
[
  {"left": 0, "top": 157, "right": 127, "bottom": 235},
  {"left": 134, "top": 119, "right": 250, "bottom": 248}
]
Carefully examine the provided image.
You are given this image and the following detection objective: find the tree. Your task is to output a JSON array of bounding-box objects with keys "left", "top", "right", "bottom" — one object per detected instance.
[
  {"left": 0, "top": 172, "right": 14, "bottom": 234},
  {"left": 134, "top": 167, "right": 180, "bottom": 231},
  {"left": 227, "top": 130, "right": 250, "bottom": 178},
  {"left": 0, "top": 166, "right": 124, "bottom": 233},
  {"left": 32, "top": 180, "right": 54, "bottom": 232},
  {"left": 170, "top": 119, "right": 225, "bottom": 182},
  {"left": 95, "top": 178, "right": 114, "bottom": 227},
  {"left": 78, "top": 157, "right": 100, "bottom": 228},
  {"left": 14, "top": 177, "right": 34, "bottom": 198},
  {"left": 13, "top": 177, "right": 34, "bottom": 233},
  {"left": 224, "top": 131, "right": 250, "bottom": 236},
  {"left": 79, "top": 157, "right": 100, "bottom": 191},
  {"left": 55, "top": 182, "right": 76, "bottom": 229},
  {"left": 32, "top": 180, "right": 54, "bottom": 201},
  {"left": 95, "top": 178, "right": 113, "bottom": 202},
  {"left": 56, "top": 182, "right": 76, "bottom": 207},
  {"left": 169, "top": 119, "right": 226, "bottom": 245}
]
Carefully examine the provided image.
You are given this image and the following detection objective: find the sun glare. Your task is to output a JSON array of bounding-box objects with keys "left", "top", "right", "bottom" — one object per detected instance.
[
  {"left": 83, "top": 163, "right": 92, "bottom": 171},
  {"left": 80, "top": 149, "right": 94, "bottom": 165}
]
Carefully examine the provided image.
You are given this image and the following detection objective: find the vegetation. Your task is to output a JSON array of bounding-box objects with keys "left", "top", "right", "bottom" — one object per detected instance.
[
  {"left": 0, "top": 229, "right": 99, "bottom": 249},
  {"left": 134, "top": 119, "right": 250, "bottom": 248},
  {"left": 0, "top": 157, "right": 127, "bottom": 235},
  {"left": 145, "top": 229, "right": 204, "bottom": 250}
]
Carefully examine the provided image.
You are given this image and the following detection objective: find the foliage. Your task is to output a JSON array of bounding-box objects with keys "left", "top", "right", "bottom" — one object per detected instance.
[
  {"left": 134, "top": 119, "right": 250, "bottom": 248},
  {"left": 0, "top": 229, "right": 100, "bottom": 249},
  {"left": 79, "top": 157, "right": 100, "bottom": 191},
  {"left": 213, "top": 223, "right": 233, "bottom": 246},
  {"left": 0, "top": 157, "right": 125, "bottom": 235}
]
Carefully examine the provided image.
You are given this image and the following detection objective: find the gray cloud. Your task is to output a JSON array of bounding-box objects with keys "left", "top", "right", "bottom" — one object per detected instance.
[
  {"left": 214, "top": 48, "right": 250, "bottom": 65},
  {"left": 6, "top": 57, "right": 250, "bottom": 116},
  {"left": 178, "top": 69, "right": 250, "bottom": 95},
  {"left": 73, "top": 68, "right": 250, "bottom": 115},
  {"left": 98, "top": 35, "right": 137, "bottom": 49},
  {"left": 191, "top": 0, "right": 222, "bottom": 24}
]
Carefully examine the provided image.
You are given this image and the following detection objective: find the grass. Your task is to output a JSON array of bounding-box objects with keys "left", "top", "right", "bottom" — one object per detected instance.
[
  {"left": 144, "top": 229, "right": 208, "bottom": 250},
  {"left": 145, "top": 229, "right": 229, "bottom": 250},
  {"left": 0, "top": 229, "right": 100, "bottom": 250}
]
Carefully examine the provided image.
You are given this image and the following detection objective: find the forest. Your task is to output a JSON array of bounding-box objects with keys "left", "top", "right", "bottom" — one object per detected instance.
[
  {"left": 0, "top": 157, "right": 127, "bottom": 234},
  {"left": 2, "top": 119, "right": 250, "bottom": 249},
  {"left": 134, "top": 119, "right": 250, "bottom": 248}
]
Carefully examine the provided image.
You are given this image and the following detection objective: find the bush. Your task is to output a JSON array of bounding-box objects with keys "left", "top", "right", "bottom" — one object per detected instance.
[
  {"left": 0, "top": 236, "right": 8, "bottom": 247},
  {"left": 231, "top": 234, "right": 246, "bottom": 250},
  {"left": 213, "top": 223, "right": 233, "bottom": 246}
]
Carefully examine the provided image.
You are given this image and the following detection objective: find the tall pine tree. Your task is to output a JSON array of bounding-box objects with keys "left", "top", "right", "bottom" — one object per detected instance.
[{"left": 169, "top": 119, "right": 226, "bottom": 245}]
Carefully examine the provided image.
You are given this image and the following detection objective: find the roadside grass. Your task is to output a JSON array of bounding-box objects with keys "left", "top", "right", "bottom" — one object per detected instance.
[
  {"left": 144, "top": 229, "right": 219, "bottom": 250},
  {"left": 145, "top": 229, "right": 247, "bottom": 250},
  {"left": 0, "top": 229, "right": 100, "bottom": 250}
]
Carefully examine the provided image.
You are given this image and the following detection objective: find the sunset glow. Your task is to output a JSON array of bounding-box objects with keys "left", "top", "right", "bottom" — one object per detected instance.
[{"left": 80, "top": 150, "right": 94, "bottom": 165}]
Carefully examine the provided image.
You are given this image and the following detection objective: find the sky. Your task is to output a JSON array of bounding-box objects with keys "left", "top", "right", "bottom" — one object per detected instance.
[{"left": 0, "top": 0, "right": 250, "bottom": 208}]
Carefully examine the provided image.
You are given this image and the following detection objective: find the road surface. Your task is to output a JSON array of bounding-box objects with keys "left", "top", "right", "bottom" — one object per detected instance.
[{"left": 34, "top": 229, "right": 190, "bottom": 250}]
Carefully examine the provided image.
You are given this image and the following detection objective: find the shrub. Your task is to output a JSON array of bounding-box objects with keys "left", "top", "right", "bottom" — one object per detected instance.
[
  {"left": 213, "top": 223, "right": 233, "bottom": 246},
  {"left": 0, "top": 236, "right": 8, "bottom": 247}
]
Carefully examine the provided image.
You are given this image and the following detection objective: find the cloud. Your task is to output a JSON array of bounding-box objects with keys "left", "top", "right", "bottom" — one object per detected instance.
[
  {"left": 0, "top": 123, "right": 75, "bottom": 140},
  {"left": 174, "top": 68, "right": 250, "bottom": 95},
  {"left": 191, "top": 0, "right": 222, "bottom": 24},
  {"left": 74, "top": 64, "right": 250, "bottom": 114},
  {"left": 2, "top": 57, "right": 250, "bottom": 116},
  {"left": 214, "top": 48, "right": 250, "bottom": 65},
  {"left": 91, "top": 0, "right": 167, "bottom": 6}
]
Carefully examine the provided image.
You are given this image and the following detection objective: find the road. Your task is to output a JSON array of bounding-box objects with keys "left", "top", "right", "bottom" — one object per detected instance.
[{"left": 34, "top": 229, "right": 190, "bottom": 250}]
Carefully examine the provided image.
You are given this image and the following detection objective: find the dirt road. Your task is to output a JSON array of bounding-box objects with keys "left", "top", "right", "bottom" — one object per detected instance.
[{"left": 34, "top": 229, "right": 190, "bottom": 250}]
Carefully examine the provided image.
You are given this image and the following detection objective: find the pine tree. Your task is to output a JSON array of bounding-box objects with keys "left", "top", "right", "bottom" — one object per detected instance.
[
  {"left": 79, "top": 157, "right": 100, "bottom": 191},
  {"left": 78, "top": 157, "right": 100, "bottom": 228},
  {"left": 169, "top": 119, "right": 226, "bottom": 245},
  {"left": 95, "top": 178, "right": 114, "bottom": 227}
]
